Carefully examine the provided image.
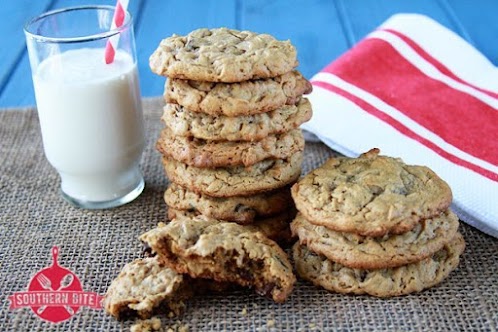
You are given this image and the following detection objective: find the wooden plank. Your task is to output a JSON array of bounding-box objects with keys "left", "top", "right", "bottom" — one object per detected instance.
[
  {"left": 46, "top": 0, "right": 144, "bottom": 23},
  {"left": 338, "top": 0, "right": 458, "bottom": 42},
  {"left": 440, "top": 0, "right": 498, "bottom": 65},
  {"left": 135, "top": 0, "right": 237, "bottom": 98},
  {"left": 339, "top": 0, "right": 497, "bottom": 65},
  {"left": 3, "top": 0, "right": 236, "bottom": 105},
  {"left": 0, "top": 0, "right": 144, "bottom": 107},
  {"left": 239, "top": 0, "right": 351, "bottom": 79},
  {"left": 0, "top": 0, "right": 54, "bottom": 107},
  {"left": 2, "top": 0, "right": 497, "bottom": 107}
]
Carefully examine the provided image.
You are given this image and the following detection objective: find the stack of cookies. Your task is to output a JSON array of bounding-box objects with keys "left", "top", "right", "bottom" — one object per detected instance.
[
  {"left": 149, "top": 28, "right": 312, "bottom": 243},
  {"left": 290, "top": 149, "right": 465, "bottom": 297}
]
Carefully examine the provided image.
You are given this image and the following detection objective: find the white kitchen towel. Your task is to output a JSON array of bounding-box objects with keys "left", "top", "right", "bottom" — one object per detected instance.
[{"left": 303, "top": 13, "right": 498, "bottom": 238}]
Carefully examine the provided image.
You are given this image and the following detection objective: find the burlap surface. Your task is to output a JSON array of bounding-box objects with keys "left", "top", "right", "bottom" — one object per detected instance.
[{"left": 0, "top": 98, "right": 497, "bottom": 332}]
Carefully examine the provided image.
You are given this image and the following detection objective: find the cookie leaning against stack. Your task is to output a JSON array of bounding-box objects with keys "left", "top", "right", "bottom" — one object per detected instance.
[
  {"left": 290, "top": 148, "right": 465, "bottom": 297},
  {"left": 103, "top": 217, "right": 297, "bottom": 320},
  {"left": 140, "top": 217, "right": 296, "bottom": 303},
  {"left": 150, "top": 28, "right": 313, "bottom": 243}
]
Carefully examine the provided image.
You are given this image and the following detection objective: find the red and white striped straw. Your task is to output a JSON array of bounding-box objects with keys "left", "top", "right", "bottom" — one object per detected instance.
[{"left": 104, "top": 0, "right": 130, "bottom": 64}]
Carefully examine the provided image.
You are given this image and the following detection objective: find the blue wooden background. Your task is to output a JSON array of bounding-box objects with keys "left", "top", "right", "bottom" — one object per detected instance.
[{"left": 1, "top": 0, "right": 497, "bottom": 108}]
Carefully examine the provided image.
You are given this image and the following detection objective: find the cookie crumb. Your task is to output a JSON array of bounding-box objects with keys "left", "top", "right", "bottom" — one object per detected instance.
[
  {"left": 130, "top": 317, "right": 162, "bottom": 332},
  {"left": 166, "top": 321, "right": 189, "bottom": 332},
  {"left": 267, "top": 319, "right": 275, "bottom": 328},
  {"left": 240, "top": 306, "right": 248, "bottom": 316},
  {"left": 309, "top": 322, "right": 316, "bottom": 328}
]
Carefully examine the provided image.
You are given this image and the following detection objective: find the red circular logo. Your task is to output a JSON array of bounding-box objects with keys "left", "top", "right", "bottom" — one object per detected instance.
[
  {"left": 27, "top": 247, "right": 82, "bottom": 323},
  {"left": 28, "top": 247, "right": 83, "bottom": 323},
  {"left": 9, "top": 246, "right": 103, "bottom": 323}
]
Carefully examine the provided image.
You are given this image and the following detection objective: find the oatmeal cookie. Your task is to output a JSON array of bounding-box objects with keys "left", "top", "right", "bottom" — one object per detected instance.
[
  {"left": 293, "top": 232, "right": 465, "bottom": 297},
  {"left": 103, "top": 257, "right": 190, "bottom": 320},
  {"left": 164, "top": 183, "right": 293, "bottom": 224},
  {"left": 150, "top": 28, "right": 298, "bottom": 82},
  {"left": 156, "top": 128, "right": 304, "bottom": 168},
  {"left": 164, "top": 70, "right": 311, "bottom": 116},
  {"left": 140, "top": 217, "right": 296, "bottom": 302},
  {"left": 291, "top": 149, "right": 452, "bottom": 237},
  {"left": 162, "top": 152, "right": 303, "bottom": 197},
  {"left": 167, "top": 208, "right": 296, "bottom": 245},
  {"left": 162, "top": 98, "right": 312, "bottom": 142},
  {"left": 291, "top": 210, "right": 459, "bottom": 269}
]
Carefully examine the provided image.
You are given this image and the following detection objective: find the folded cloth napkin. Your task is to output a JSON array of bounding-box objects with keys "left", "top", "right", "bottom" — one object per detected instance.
[{"left": 303, "top": 13, "right": 498, "bottom": 238}]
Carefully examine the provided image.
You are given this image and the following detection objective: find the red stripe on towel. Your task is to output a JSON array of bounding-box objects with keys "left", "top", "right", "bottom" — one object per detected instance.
[
  {"left": 381, "top": 28, "right": 498, "bottom": 99},
  {"left": 311, "top": 80, "right": 498, "bottom": 182},
  {"left": 321, "top": 38, "right": 498, "bottom": 166}
]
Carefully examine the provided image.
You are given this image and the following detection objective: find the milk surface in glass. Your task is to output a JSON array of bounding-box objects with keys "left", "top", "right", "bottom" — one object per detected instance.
[{"left": 33, "top": 48, "right": 145, "bottom": 202}]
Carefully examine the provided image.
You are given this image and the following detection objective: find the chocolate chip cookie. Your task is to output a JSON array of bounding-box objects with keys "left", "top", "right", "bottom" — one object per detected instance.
[
  {"left": 161, "top": 98, "right": 312, "bottom": 142},
  {"left": 103, "top": 257, "right": 190, "bottom": 320},
  {"left": 291, "top": 210, "right": 459, "bottom": 269},
  {"left": 164, "top": 183, "right": 293, "bottom": 223},
  {"left": 291, "top": 149, "right": 453, "bottom": 237},
  {"left": 164, "top": 70, "right": 311, "bottom": 116},
  {"left": 157, "top": 128, "right": 304, "bottom": 168},
  {"left": 293, "top": 232, "right": 465, "bottom": 297},
  {"left": 149, "top": 28, "right": 298, "bottom": 82},
  {"left": 140, "top": 217, "right": 296, "bottom": 302},
  {"left": 162, "top": 152, "right": 303, "bottom": 197}
]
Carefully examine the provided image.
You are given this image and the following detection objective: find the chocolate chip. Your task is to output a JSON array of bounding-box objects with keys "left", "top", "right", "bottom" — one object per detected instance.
[
  {"left": 141, "top": 242, "right": 156, "bottom": 258},
  {"left": 256, "top": 282, "right": 276, "bottom": 297},
  {"left": 117, "top": 307, "right": 136, "bottom": 321},
  {"left": 239, "top": 269, "right": 254, "bottom": 282}
]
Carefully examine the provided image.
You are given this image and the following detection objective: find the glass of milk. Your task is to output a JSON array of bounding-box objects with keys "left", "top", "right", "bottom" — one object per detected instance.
[{"left": 24, "top": 6, "right": 145, "bottom": 209}]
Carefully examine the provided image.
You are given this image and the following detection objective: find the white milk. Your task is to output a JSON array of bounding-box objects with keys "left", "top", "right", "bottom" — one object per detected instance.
[{"left": 33, "top": 48, "right": 145, "bottom": 202}]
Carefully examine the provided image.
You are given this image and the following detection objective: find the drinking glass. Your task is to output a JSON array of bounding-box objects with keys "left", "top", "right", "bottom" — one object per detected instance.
[{"left": 24, "top": 6, "right": 145, "bottom": 209}]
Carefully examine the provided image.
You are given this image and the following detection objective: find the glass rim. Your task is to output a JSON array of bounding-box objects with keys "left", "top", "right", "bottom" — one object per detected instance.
[{"left": 24, "top": 5, "right": 132, "bottom": 44}]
